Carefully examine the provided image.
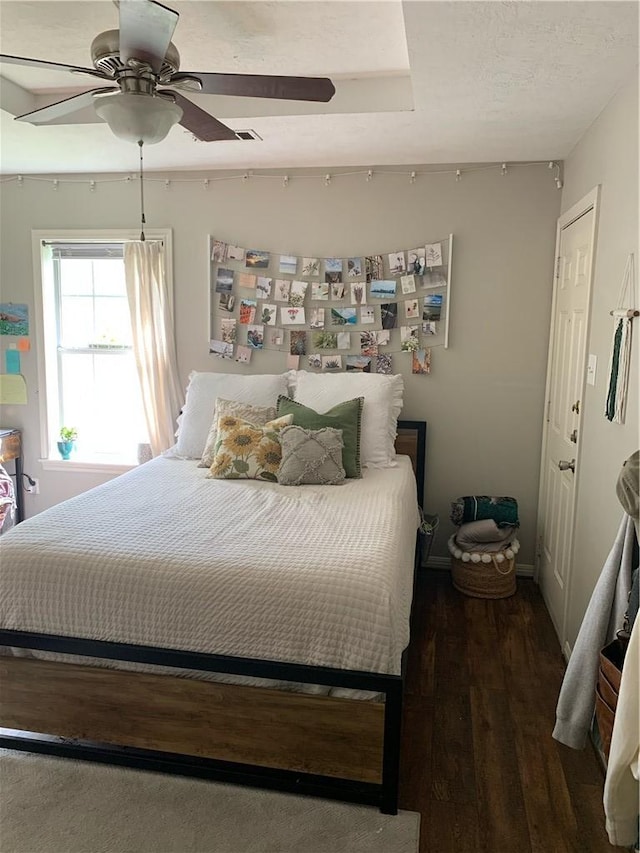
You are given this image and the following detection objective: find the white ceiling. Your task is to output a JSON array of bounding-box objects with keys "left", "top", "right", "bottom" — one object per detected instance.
[{"left": 0, "top": 1, "right": 637, "bottom": 174}]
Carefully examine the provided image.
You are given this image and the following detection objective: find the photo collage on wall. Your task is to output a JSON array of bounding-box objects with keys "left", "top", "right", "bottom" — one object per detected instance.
[{"left": 209, "top": 236, "right": 452, "bottom": 375}]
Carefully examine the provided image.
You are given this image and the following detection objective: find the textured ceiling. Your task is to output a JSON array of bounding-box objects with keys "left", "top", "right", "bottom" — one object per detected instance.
[{"left": 0, "top": 0, "right": 637, "bottom": 174}]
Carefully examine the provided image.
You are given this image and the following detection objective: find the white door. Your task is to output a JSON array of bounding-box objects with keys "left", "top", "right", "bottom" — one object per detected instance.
[{"left": 538, "top": 190, "right": 599, "bottom": 651}]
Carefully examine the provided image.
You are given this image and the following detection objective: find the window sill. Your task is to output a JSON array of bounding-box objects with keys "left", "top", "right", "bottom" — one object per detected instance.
[{"left": 40, "top": 458, "right": 136, "bottom": 475}]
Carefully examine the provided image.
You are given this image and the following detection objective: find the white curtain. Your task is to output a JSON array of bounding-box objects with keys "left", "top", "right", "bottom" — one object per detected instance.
[{"left": 124, "top": 241, "right": 183, "bottom": 456}]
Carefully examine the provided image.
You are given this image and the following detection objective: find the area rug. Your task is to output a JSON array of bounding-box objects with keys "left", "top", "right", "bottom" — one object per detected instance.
[{"left": 0, "top": 750, "right": 420, "bottom": 853}]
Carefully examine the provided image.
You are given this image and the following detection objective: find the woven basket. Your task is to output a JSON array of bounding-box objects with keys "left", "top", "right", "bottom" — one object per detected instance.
[{"left": 451, "top": 553, "right": 516, "bottom": 599}]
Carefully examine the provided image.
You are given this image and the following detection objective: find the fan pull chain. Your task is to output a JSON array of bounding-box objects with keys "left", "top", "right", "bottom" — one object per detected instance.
[{"left": 138, "top": 140, "right": 146, "bottom": 242}]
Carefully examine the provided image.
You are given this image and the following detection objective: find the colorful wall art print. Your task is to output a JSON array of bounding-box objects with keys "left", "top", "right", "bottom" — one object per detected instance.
[
  {"left": 376, "top": 353, "right": 393, "bottom": 374},
  {"left": 274, "top": 280, "right": 291, "bottom": 301},
  {"left": 412, "top": 348, "right": 432, "bottom": 374},
  {"left": 219, "top": 292, "right": 235, "bottom": 313},
  {"left": 227, "top": 245, "right": 245, "bottom": 262},
  {"left": 313, "top": 331, "right": 337, "bottom": 349},
  {"left": 220, "top": 318, "right": 237, "bottom": 344},
  {"left": 369, "top": 279, "right": 397, "bottom": 299},
  {"left": 311, "top": 283, "right": 329, "bottom": 301},
  {"left": 407, "top": 248, "right": 426, "bottom": 276},
  {"left": 289, "top": 280, "right": 308, "bottom": 306},
  {"left": 235, "top": 345, "right": 252, "bottom": 364},
  {"left": 322, "top": 355, "right": 342, "bottom": 371},
  {"left": 324, "top": 258, "right": 343, "bottom": 274},
  {"left": 331, "top": 282, "right": 345, "bottom": 300},
  {"left": 256, "top": 277, "right": 272, "bottom": 299},
  {"left": 211, "top": 240, "right": 228, "bottom": 262},
  {"left": 347, "top": 257, "right": 363, "bottom": 277},
  {"left": 365, "top": 255, "right": 383, "bottom": 282},
  {"left": 279, "top": 255, "right": 298, "bottom": 275},
  {"left": 346, "top": 355, "right": 371, "bottom": 372},
  {"left": 281, "top": 306, "right": 306, "bottom": 325},
  {"left": 238, "top": 272, "right": 256, "bottom": 290},
  {"left": 380, "top": 303, "right": 398, "bottom": 329},
  {"left": 260, "top": 304, "right": 278, "bottom": 326},
  {"left": 337, "top": 332, "right": 351, "bottom": 349},
  {"left": 309, "top": 308, "right": 325, "bottom": 329},
  {"left": 270, "top": 328, "right": 283, "bottom": 346},
  {"left": 350, "top": 283, "right": 365, "bottom": 305},
  {"left": 245, "top": 249, "right": 270, "bottom": 269},
  {"left": 360, "top": 305, "right": 375, "bottom": 324},
  {"left": 376, "top": 330, "right": 391, "bottom": 346},
  {"left": 209, "top": 339, "right": 233, "bottom": 359},
  {"left": 0, "top": 303, "right": 29, "bottom": 336},
  {"left": 308, "top": 354, "right": 322, "bottom": 369},
  {"left": 215, "top": 268, "right": 234, "bottom": 293},
  {"left": 330, "top": 307, "right": 357, "bottom": 326},
  {"left": 405, "top": 299, "right": 420, "bottom": 319},
  {"left": 423, "top": 293, "right": 443, "bottom": 321},
  {"left": 325, "top": 270, "right": 342, "bottom": 286},
  {"left": 401, "top": 274, "right": 416, "bottom": 294},
  {"left": 302, "top": 258, "right": 320, "bottom": 277},
  {"left": 247, "top": 325, "right": 264, "bottom": 349},
  {"left": 239, "top": 299, "right": 257, "bottom": 325},
  {"left": 425, "top": 243, "right": 443, "bottom": 267},
  {"left": 387, "top": 251, "right": 406, "bottom": 276},
  {"left": 290, "top": 330, "right": 307, "bottom": 356}
]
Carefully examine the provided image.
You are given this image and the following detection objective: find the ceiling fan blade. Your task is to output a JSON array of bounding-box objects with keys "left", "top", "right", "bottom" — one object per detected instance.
[
  {"left": 119, "top": 0, "right": 178, "bottom": 74},
  {"left": 16, "top": 88, "right": 117, "bottom": 124},
  {"left": 165, "top": 92, "right": 239, "bottom": 142},
  {"left": 0, "top": 53, "right": 110, "bottom": 81},
  {"left": 172, "top": 72, "right": 335, "bottom": 103}
]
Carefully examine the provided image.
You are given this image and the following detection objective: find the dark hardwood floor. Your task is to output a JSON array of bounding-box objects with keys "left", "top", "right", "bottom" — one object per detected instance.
[{"left": 398, "top": 569, "right": 625, "bottom": 853}]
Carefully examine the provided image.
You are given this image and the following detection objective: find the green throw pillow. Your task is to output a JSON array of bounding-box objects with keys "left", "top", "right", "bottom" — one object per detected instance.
[{"left": 277, "top": 395, "right": 363, "bottom": 478}]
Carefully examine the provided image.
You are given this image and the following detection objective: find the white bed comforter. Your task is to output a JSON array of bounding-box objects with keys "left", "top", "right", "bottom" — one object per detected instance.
[{"left": 0, "top": 457, "right": 418, "bottom": 686}]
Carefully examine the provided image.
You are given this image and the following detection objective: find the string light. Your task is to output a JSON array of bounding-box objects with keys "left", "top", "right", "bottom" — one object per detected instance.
[{"left": 1, "top": 161, "right": 562, "bottom": 190}]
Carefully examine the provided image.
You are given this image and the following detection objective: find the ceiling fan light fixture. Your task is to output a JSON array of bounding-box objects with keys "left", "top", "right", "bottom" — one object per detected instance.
[{"left": 94, "top": 92, "right": 183, "bottom": 144}]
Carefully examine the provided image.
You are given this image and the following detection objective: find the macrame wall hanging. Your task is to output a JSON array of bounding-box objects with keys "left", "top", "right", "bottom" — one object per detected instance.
[{"left": 605, "top": 253, "right": 637, "bottom": 424}]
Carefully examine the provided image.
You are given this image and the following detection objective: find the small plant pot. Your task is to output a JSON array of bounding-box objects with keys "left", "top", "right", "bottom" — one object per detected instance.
[{"left": 57, "top": 440, "right": 75, "bottom": 460}]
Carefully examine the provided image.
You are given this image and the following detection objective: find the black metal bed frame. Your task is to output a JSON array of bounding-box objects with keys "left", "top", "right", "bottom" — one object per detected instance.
[{"left": 0, "top": 420, "right": 427, "bottom": 815}]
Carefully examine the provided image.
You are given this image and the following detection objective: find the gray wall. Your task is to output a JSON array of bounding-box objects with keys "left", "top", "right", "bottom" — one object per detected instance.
[
  {"left": 0, "top": 163, "right": 561, "bottom": 562},
  {"left": 560, "top": 73, "right": 639, "bottom": 649}
]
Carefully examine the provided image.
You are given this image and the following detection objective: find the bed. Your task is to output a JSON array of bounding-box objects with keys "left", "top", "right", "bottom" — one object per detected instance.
[{"left": 0, "top": 370, "right": 426, "bottom": 814}]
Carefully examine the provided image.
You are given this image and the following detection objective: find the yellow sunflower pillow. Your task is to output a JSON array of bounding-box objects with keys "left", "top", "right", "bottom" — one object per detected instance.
[{"left": 207, "top": 414, "right": 294, "bottom": 482}]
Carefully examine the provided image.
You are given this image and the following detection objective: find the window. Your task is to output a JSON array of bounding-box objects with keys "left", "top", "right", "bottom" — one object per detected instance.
[{"left": 36, "top": 235, "right": 153, "bottom": 467}]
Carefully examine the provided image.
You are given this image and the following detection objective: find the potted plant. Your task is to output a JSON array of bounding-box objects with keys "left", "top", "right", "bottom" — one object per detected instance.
[{"left": 57, "top": 426, "right": 77, "bottom": 460}]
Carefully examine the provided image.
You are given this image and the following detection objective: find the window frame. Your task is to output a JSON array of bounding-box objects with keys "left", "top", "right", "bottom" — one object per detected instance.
[{"left": 32, "top": 228, "right": 173, "bottom": 471}]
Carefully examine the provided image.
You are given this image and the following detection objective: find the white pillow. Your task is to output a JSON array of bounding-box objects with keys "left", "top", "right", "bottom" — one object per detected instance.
[
  {"left": 291, "top": 371, "right": 404, "bottom": 468},
  {"left": 169, "top": 371, "right": 289, "bottom": 459}
]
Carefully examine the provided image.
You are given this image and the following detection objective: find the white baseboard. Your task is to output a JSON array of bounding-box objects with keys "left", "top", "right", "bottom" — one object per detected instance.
[{"left": 423, "top": 555, "right": 534, "bottom": 578}]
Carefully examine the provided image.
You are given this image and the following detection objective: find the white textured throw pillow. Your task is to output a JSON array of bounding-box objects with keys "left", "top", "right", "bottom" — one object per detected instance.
[
  {"left": 291, "top": 371, "right": 404, "bottom": 468},
  {"left": 169, "top": 371, "right": 289, "bottom": 459}
]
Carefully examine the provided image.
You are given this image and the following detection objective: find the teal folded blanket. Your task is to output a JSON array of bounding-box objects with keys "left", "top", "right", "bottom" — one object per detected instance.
[{"left": 450, "top": 496, "right": 519, "bottom": 528}]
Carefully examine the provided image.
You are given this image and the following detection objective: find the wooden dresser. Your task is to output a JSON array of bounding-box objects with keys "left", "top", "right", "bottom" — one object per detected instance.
[{"left": 0, "top": 428, "right": 24, "bottom": 524}]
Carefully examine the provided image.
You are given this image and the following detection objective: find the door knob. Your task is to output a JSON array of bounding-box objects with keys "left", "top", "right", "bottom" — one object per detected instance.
[{"left": 558, "top": 459, "right": 576, "bottom": 473}]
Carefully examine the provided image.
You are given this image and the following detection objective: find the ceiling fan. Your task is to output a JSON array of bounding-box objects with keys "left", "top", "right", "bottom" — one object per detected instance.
[{"left": 0, "top": 0, "right": 336, "bottom": 145}]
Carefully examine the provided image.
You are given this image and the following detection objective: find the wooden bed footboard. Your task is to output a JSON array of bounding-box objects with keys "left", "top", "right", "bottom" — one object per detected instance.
[{"left": 0, "top": 420, "right": 426, "bottom": 813}]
